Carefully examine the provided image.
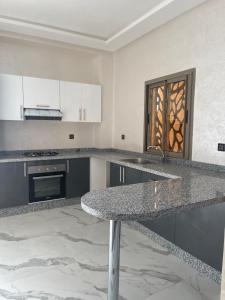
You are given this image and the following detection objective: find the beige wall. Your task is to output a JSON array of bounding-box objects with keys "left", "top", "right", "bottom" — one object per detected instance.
[
  {"left": 0, "top": 120, "right": 96, "bottom": 150},
  {"left": 0, "top": 36, "right": 113, "bottom": 150},
  {"left": 113, "top": 0, "right": 225, "bottom": 165},
  {"left": 92, "top": 53, "right": 114, "bottom": 149}
]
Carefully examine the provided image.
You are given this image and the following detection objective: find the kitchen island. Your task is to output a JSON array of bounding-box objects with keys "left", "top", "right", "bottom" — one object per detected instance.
[{"left": 81, "top": 173, "right": 225, "bottom": 299}]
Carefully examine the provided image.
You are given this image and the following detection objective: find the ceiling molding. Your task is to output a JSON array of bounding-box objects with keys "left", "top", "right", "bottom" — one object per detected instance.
[
  {"left": 107, "top": 0, "right": 174, "bottom": 43},
  {"left": 0, "top": 0, "right": 208, "bottom": 52}
]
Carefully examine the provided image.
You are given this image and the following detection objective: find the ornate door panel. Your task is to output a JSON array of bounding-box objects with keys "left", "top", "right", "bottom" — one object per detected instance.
[
  {"left": 166, "top": 78, "right": 186, "bottom": 155},
  {"left": 147, "top": 83, "right": 165, "bottom": 149}
]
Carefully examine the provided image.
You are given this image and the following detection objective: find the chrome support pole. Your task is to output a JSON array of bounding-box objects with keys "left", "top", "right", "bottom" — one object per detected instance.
[{"left": 108, "top": 220, "right": 121, "bottom": 300}]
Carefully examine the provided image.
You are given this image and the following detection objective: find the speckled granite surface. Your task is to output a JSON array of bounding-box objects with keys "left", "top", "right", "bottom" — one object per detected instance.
[
  {"left": 0, "top": 149, "right": 93, "bottom": 163},
  {"left": 81, "top": 176, "right": 225, "bottom": 221},
  {"left": 0, "top": 197, "right": 80, "bottom": 218}
]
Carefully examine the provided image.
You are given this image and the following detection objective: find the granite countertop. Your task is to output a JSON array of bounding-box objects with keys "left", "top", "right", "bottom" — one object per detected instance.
[
  {"left": 81, "top": 176, "right": 225, "bottom": 220},
  {"left": 81, "top": 150, "right": 225, "bottom": 221},
  {"left": 0, "top": 150, "right": 92, "bottom": 163},
  {"left": 1, "top": 148, "right": 225, "bottom": 221}
]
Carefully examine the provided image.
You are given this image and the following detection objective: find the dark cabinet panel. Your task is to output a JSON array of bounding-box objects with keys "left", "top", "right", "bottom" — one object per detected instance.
[
  {"left": 109, "top": 163, "right": 144, "bottom": 187},
  {"left": 0, "top": 162, "right": 29, "bottom": 209},
  {"left": 140, "top": 214, "right": 176, "bottom": 243},
  {"left": 125, "top": 166, "right": 167, "bottom": 184},
  {"left": 175, "top": 203, "right": 225, "bottom": 271},
  {"left": 109, "top": 163, "right": 122, "bottom": 187},
  {"left": 110, "top": 163, "right": 167, "bottom": 187},
  {"left": 66, "top": 158, "right": 90, "bottom": 198},
  {"left": 141, "top": 202, "right": 225, "bottom": 271},
  {"left": 123, "top": 166, "right": 143, "bottom": 185}
]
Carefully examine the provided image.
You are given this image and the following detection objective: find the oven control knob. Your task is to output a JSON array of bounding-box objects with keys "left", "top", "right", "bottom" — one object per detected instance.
[
  {"left": 46, "top": 168, "right": 49, "bottom": 171},
  {"left": 54, "top": 167, "right": 57, "bottom": 170},
  {"left": 38, "top": 168, "right": 41, "bottom": 172}
]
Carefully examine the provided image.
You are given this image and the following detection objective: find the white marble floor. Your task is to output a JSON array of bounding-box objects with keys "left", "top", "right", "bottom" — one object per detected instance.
[{"left": 0, "top": 204, "right": 220, "bottom": 299}]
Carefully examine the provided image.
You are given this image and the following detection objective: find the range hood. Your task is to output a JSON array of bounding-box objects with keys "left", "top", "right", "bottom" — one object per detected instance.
[{"left": 24, "top": 108, "right": 63, "bottom": 120}]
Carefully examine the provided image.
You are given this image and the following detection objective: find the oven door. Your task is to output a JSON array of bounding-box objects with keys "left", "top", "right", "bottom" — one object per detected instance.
[{"left": 29, "top": 171, "right": 66, "bottom": 203}]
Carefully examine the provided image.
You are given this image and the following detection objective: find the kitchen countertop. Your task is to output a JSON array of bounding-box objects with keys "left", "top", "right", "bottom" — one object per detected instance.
[
  {"left": 81, "top": 175, "right": 225, "bottom": 220},
  {"left": 77, "top": 150, "right": 225, "bottom": 221},
  {"left": 1, "top": 148, "right": 225, "bottom": 222},
  {"left": 0, "top": 148, "right": 224, "bottom": 177}
]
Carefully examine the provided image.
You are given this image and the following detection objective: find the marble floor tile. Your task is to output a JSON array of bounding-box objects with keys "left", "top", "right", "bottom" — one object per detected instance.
[
  {"left": 144, "top": 280, "right": 220, "bottom": 300},
  {"left": 0, "top": 204, "right": 220, "bottom": 299},
  {"left": 184, "top": 274, "right": 221, "bottom": 300}
]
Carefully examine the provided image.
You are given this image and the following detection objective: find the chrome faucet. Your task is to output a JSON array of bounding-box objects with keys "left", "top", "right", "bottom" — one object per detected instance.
[{"left": 147, "top": 145, "right": 165, "bottom": 162}]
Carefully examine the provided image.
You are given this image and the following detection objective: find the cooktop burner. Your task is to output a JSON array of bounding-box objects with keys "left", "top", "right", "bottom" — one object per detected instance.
[{"left": 24, "top": 151, "right": 59, "bottom": 157}]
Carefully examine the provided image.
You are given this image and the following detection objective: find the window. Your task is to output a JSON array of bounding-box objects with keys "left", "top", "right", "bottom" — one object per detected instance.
[{"left": 144, "top": 69, "right": 195, "bottom": 159}]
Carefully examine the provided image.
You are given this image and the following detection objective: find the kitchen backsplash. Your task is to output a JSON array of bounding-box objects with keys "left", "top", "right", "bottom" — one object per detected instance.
[{"left": 0, "top": 120, "right": 96, "bottom": 150}]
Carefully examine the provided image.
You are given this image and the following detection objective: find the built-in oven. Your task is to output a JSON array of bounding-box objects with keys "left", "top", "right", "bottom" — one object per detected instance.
[{"left": 28, "top": 163, "right": 66, "bottom": 203}]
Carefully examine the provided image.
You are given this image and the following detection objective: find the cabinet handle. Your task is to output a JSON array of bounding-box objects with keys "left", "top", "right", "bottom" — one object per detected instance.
[
  {"left": 24, "top": 162, "right": 27, "bottom": 177},
  {"left": 36, "top": 104, "right": 50, "bottom": 108},
  {"left": 122, "top": 167, "right": 125, "bottom": 183},
  {"left": 119, "top": 166, "right": 122, "bottom": 183},
  {"left": 20, "top": 105, "right": 23, "bottom": 120},
  {"left": 66, "top": 160, "right": 70, "bottom": 173},
  {"left": 79, "top": 108, "right": 82, "bottom": 121},
  {"left": 83, "top": 108, "right": 86, "bottom": 121}
]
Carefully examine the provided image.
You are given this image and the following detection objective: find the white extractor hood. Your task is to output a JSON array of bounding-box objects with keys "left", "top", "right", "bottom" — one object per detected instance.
[{"left": 24, "top": 108, "right": 63, "bottom": 120}]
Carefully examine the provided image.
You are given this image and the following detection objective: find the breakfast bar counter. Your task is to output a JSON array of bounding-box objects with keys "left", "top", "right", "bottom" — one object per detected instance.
[{"left": 81, "top": 175, "right": 225, "bottom": 299}]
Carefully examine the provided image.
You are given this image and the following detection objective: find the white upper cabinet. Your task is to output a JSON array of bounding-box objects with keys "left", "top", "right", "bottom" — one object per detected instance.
[
  {"left": 60, "top": 81, "right": 83, "bottom": 122},
  {"left": 82, "top": 84, "right": 101, "bottom": 122},
  {"left": 0, "top": 74, "right": 24, "bottom": 121},
  {"left": 0, "top": 74, "right": 101, "bottom": 122},
  {"left": 60, "top": 81, "right": 101, "bottom": 123},
  {"left": 23, "top": 76, "right": 60, "bottom": 110}
]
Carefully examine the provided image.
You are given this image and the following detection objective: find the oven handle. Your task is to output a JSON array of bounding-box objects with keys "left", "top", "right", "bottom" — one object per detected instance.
[{"left": 33, "top": 174, "right": 64, "bottom": 180}]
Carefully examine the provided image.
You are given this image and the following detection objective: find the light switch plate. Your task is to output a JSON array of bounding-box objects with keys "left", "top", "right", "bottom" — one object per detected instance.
[{"left": 218, "top": 143, "right": 225, "bottom": 151}]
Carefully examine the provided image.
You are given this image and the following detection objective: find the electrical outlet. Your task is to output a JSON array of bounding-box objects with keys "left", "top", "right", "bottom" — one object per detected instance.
[
  {"left": 69, "top": 134, "right": 75, "bottom": 140},
  {"left": 121, "top": 134, "right": 125, "bottom": 140},
  {"left": 218, "top": 143, "right": 225, "bottom": 151}
]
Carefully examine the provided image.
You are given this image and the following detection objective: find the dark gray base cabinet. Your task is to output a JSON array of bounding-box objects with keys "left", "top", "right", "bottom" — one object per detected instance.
[
  {"left": 141, "top": 202, "right": 225, "bottom": 271},
  {"left": 66, "top": 158, "right": 90, "bottom": 198},
  {"left": 110, "top": 163, "right": 122, "bottom": 187},
  {"left": 175, "top": 202, "right": 225, "bottom": 271},
  {"left": 125, "top": 166, "right": 167, "bottom": 184},
  {"left": 141, "top": 214, "right": 176, "bottom": 243},
  {"left": 0, "top": 162, "right": 29, "bottom": 209},
  {"left": 109, "top": 163, "right": 167, "bottom": 187}
]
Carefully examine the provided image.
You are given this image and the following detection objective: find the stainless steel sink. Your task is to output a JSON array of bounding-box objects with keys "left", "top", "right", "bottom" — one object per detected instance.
[{"left": 120, "top": 158, "right": 158, "bottom": 165}]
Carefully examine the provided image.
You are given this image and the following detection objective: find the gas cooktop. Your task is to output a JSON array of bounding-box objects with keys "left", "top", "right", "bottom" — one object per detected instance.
[{"left": 24, "top": 151, "right": 59, "bottom": 157}]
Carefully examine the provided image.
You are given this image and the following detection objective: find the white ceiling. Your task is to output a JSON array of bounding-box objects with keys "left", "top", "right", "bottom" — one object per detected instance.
[{"left": 0, "top": 0, "right": 208, "bottom": 51}]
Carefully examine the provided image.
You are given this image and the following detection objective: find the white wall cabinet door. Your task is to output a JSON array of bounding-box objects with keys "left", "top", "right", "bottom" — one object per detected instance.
[
  {"left": 82, "top": 84, "right": 101, "bottom": 122},
  {"left": 60, "top": 81, "right": 101, "bottom": 123},
  {"left": 60, "top": 81, "right": 83, "bottom": 122},
  {"left": 0, "top": 74, "right": 24, "bottom": 121},
  {"left": 23, "top": 76, "right": 60, "bottom": 110}
]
